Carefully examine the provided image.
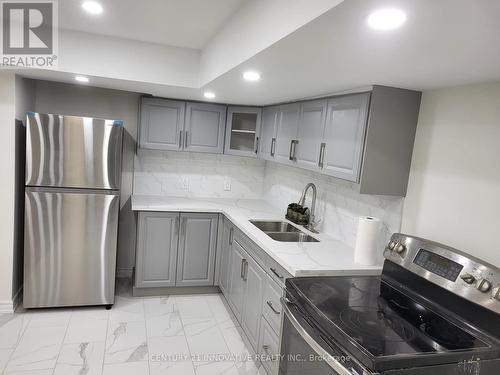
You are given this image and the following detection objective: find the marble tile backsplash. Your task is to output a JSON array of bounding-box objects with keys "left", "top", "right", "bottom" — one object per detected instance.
[
  {"left": 134, "top": 150, "right": 265, "bottom": 199},
  {"left": 262, "top": 162, "right": 404, "bottom": 249},
  {"left": 133, "top": 151, "right": 403, "bottom": 249}
]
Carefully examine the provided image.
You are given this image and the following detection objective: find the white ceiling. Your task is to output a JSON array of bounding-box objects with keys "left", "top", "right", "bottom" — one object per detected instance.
[
  {"left": 59, "top": 0, "right": 247, "bottom": 49},
  {"left": 205, "top": 0, "right": 500, "bottom": 104},
  {"left": 22, "top": 0, "right": 500, "bottom": 105}
]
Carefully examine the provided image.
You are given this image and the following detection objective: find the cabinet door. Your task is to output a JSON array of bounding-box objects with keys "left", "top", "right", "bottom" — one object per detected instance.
[
  {"left": 258, "top": 106, "right": 279, "bottom": 161},
  {"left": 227, "top": 240, "right": 246, "bottom": 321},
  {"left": 139, "top": 98, "right": 185, "bottom": 151},
  {"left": 295, "top": 99, "right": 327, "bottom": 172},
  {"left": 274, "top": 103, "right": 300, "bottom": 165},
  {"left": 225, "top": 106, "right": 262, "bottom": 157},
  {"left": 176, "top": 213, "right": 218, "bottom": 287},
  {"left": 241, "top": 254, "right": 266, "bottom": 351},
  {"left": 322, "top": 93, "right": 370, "bottom": 182},
  {"left": 184, "top": 102, "right": 226, "bottom": 154},
  {"left": 135, "top": 212, "right": 179, "bottom": 288},
  {"left": 218, "top": 219, "right": 234, "bottom": 296}
]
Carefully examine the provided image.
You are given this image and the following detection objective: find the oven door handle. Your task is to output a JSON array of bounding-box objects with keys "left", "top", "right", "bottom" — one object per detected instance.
[{"left": 281, "top": 298, "right": 354, "bottom": 375}]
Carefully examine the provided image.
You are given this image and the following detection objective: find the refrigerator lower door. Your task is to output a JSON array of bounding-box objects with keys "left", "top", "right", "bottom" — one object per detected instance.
[{"left": 24, "top": 187, "right": 120, "bottom": 308}]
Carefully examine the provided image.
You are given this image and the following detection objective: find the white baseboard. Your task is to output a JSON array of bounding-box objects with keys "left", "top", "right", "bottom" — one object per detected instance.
[
  {"left": 0, "top": 287, "right": 23, "bottom": 313},
  {"left": 116, "top": 267, "right": 134, "bottom": 279},
  {"left": 0, "top": 300, "right": 14, "bottom": 313}
]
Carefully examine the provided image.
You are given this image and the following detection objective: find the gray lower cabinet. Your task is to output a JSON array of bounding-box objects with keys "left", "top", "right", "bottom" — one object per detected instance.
[
  {"left": 176, "top": 213, "right": 218, "bottom": 286},
  {"left": 218, "top": 218, "right": 234, "bottom": 295},
  {"left": 135, "top": 212, "right": 179, "bottom": 288},
  {"left": 185, "top": 102, "right": 226, "bottom": 154},
  {"left": 258, "top": 106, "right": 279, "bottom": 161},
  {"left": 135, "top": 211, "right": 218, "bottom": 290},
  {"left": 241, "top": 253, "right": 266, "bottom": 351},
  {"left": 321, "top": 93, "right": 370, "bottom": 182},
  {"left": 227, "top": 240, "right": 246, "bottom": 321},
  {"left": 259, "top": 317, "right": 280, "bottom": 375},
  {"left": 139, "top": 98, "right": 185, "bottom": 151}
]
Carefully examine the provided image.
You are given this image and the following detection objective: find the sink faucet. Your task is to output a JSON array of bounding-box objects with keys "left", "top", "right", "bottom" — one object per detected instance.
[{"left": 298, "top": 183, "right": 318, "bottom": 233}]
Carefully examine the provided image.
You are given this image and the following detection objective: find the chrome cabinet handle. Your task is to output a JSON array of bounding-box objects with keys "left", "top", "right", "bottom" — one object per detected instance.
[
  {"left": 255, "top": 137, "right": 259, "bottom": 154},
  {"left": 289, "top": 140, "right": 298, "bottom": 161},
  {"left": 179, "top": 130, "right": 183, "bottom": 149},
  {"left": 270, "top": 267, "right": 284, "bottom": 280},
  {"left": 184, "top": 130, "right": 189, "bottom": 148},
  {"left": 318, "top": 142, "right": 326, "bottom": 168},
  {"left": 281, "top": 298, "right": 353, "bottom": 375},
  {"left": 229, "top": 228, "right": 234, "bottom": 245},
  {"left": 243, "top": 259, "right": 249, "bottom": 281},
  {"left": 241, "top": 258, "right": 246, "bottom": 279},
  {"left": 266, "top": 300, "right": 281, "bottom": 315},
  {"left": 270, "top": 138, "right": 276, "bottom": 156}
]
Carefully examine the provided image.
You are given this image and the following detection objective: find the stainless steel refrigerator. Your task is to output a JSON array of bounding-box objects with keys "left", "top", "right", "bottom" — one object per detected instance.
[{"left": 23, "top": 112, "right": 123, "bottom": 308}]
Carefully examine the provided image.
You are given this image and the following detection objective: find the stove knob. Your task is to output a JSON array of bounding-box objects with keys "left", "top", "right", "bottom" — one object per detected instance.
[
  {"left": 395, "top": 242, "right": 406, "bottom": 254},
  {"left": 491, "top": 286, "right": 500, "bottom": 301},
  {"left": 460, "top": 273, "right": 476, "bottom": 284},
  {"left": 387, "top": 241, "right": 396, "bottom": 250},
  {"left": 476, "top": 279, "right": 492, "bottom": 293}
]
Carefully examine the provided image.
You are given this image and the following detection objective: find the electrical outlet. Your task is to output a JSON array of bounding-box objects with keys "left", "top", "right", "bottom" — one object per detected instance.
[
  {"left": 224, "top": 179, "right": 231, "bottom": 191},
  {"left": 182, "top": 177, "right": 189, "bottom": 190}
]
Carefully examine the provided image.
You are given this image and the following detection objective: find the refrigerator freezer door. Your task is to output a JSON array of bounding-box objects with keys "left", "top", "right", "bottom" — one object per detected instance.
[
  {"left": 23, "top": 187, "right": 120, "bottom": 308},
  {"left": 26, "top": 113, "right": 123, "bottom": 189}
]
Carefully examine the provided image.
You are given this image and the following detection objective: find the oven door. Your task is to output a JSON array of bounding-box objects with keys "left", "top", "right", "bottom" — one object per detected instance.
[{"left": 279, "top": 298, "right": 370, "bottom": 375}]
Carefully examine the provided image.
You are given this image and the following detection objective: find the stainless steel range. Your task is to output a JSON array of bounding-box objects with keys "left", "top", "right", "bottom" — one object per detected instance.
[
  {"left": 280, "top": 234, "right": 500, "bottom": 374},
  {"left": 23, "top": 112, "right": 123, "bottom": 309}
]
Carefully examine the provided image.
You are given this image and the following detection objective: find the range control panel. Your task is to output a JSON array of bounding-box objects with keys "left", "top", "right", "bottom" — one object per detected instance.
[{"left": 384, "top": 233, "right": 500, "bottom": 315}]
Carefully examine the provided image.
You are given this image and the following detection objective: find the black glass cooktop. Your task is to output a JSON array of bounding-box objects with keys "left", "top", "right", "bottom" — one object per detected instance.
[{"left": 287, "top": 275, "right": 498, "bottom": 371}]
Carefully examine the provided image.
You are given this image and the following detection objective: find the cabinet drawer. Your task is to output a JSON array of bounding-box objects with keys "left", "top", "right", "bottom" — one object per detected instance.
[
  {"left": 262, "top": 275, "right": 283, "bottom": 335},
  {"left": 266, "top": 258, "right": 292, "bottom": 287},
  {"left": 233, "top": 229, "right": 267, "bottom": 270},
  {"left": 258, "top": 317, "right": 280, "bottom": 375}
]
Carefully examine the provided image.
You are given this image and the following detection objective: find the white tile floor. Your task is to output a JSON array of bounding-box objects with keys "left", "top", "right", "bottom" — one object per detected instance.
[{"left": 0, "top": 280, "right": 265, "bottom": 375}]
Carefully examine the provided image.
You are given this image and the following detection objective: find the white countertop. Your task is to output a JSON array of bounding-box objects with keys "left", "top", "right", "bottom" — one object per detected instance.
[{"left": 131, "top": 195, "right": 382, "bottom": 277}]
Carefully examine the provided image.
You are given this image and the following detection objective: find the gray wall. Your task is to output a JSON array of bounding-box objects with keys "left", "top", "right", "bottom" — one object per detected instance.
[{"left": 33, "top": 80, "right": 140, "bottom": 276}]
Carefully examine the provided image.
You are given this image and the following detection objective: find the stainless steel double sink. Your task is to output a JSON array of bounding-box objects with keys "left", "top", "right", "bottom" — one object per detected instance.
[{"left": 250, "top": 220, "right": 319, "bottom": 242}]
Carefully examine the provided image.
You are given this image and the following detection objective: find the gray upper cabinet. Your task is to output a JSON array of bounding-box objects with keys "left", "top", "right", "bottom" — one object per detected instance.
[
  {"left": 321, "top": 93, "right": 370, "bottom": 182},
  {"left": 140, "top": 98, "right": 185, "bottom": 151},
  {"left": 176, "top": 213, "right": 218, "bottom": 287},
  {"left": 295, "top": 99, "right": 327, "bottom": 172},
  {"left": 135, "top": 212, "right": 179, "bottom": 288},
  {"left": 225, "top": 106, "right": 262, "bottom": 157},
  {"left": 241, "top": 254, "right": 265, "bottom": 351},
  {"left": 258, "top": 106, "right": 279, "bottom": 161},
  {"left": 274, "top": 103, "right": 300, "bottom": 165},
  {"left": 185, "top": 102, "right": 226, "bottom": 154}
]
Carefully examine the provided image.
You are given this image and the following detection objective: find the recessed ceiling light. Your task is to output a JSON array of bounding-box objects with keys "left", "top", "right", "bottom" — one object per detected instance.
[
  {"left": 243, "top": 71, "right": 261, "bottom": 81},
  {"left": 204, "top": 91, "right": 216, "bottom": 99},
  {"left": 82, "top": 1, "right": 103, "bottom": 15},
  {"left": 75, "top": 75, "right": 89, "bottom": 83},
  {"left": 367, "top": 9, "right": 406, "bottom": 30}
]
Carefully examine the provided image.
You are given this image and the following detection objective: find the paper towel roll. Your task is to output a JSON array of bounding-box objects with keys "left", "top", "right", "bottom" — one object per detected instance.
[{"left": 354, "top": 216, "right": 382, "bottom": 266}]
